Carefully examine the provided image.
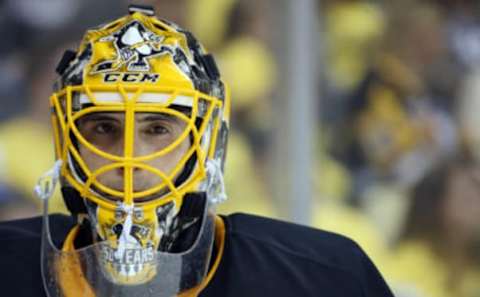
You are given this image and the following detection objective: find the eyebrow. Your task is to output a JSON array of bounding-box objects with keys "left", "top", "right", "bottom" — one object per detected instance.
[
  {"left": 78, "top": 113, "right": 183, "bottom": 124},
  {"left": 78, "top": 114, "right": 120, "bottom": 123},
  {"left": 137, "top": 114, "right": 180, "bottom": 123}
]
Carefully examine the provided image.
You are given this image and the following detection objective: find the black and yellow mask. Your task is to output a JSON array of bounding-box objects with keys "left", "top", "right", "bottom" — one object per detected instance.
[{"left": 38, "top": 5, "right": 229, "bottom": 296}]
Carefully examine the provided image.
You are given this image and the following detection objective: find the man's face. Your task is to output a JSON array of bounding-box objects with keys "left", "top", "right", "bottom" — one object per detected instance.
[{"left": 77, "top": 112, "right": 190, "bottom": 194}]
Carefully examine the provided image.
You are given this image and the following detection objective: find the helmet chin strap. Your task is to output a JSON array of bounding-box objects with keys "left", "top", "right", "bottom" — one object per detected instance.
[{"left": 35, "top": 160, "right": 63, "bottom": 202}]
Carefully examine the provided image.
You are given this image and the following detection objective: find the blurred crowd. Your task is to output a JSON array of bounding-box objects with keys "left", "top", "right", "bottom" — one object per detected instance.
[
  {"left": 1, "top": 0, "right": 480, "bottom": 296},
  {"left": 320, "top": 1, "right": 480, "bottom": 296}
]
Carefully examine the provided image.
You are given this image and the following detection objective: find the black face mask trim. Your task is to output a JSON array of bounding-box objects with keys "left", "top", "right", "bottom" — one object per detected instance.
[
  {"left": 56, "top": 50, "right": 77, "bottom": 75},
  {"left": 164, "top": 192, "right": 207, "bottom": 253},
  {"left": 61, "top": 185, "right": 88, "bottom": 216}
]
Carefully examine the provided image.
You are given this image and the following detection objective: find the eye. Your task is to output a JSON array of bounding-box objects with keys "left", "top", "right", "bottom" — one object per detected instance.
[
  {"left": 94, "top": 121, "right": 118, "bottom": 135},
  {"left": 145, "top": 124, "right": 169, "bottom": 135}
]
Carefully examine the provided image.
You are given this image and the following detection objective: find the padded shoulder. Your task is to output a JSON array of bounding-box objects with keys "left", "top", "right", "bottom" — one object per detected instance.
[
  {"left": 0, "top": 214, "right": 74, "bottom": 246},
  {"left": 211, "top": 213, "right": 393, "bottom": 297},
  {"left": 225, "top": 213, "right": 365, "bottom": 264},
  {"left": 0, "top": 214, "right": 74, "bottom": 297}
]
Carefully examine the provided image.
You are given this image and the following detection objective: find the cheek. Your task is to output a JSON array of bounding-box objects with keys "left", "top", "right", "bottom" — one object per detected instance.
[
  {"left": 146, "top": 138, "right": 191, "bottom": 173},
  {"left": 79, "top": 146, "right": 111, "bottom": 171}
]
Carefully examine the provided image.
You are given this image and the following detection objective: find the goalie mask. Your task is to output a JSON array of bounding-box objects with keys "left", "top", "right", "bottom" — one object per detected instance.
[{"left": 38, "top": 5, "right": 230, "bottom": 297}]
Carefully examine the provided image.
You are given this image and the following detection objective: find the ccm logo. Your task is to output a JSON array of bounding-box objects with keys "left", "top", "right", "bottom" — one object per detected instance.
[{"left": 103, "top": 73, "right": 159, "bottom": 83}]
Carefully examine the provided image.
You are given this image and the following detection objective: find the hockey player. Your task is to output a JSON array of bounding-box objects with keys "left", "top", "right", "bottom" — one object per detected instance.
[{"left": 0, "top": 5, "right": 393, "bottom": 297}]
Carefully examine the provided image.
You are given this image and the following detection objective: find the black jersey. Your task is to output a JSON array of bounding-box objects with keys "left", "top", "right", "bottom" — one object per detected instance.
[{"left": 0, "top": 213, "right": 393, "bottom": 297}]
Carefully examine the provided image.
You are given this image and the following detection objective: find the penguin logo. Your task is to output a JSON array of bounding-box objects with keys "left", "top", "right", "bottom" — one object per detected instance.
[{"left": 91, "top": 21, "right": 175, "bottom": 74}]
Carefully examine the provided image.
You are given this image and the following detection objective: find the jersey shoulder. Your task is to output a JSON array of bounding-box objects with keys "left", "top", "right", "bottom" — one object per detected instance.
[
  {"left": 205, "top": 213, "right": 393, "bottom": 297},
  {"left": 0, "top": 215, "right": 43, "bottom": 239},
  {"left": 225, "top": 212, "right": 369, "bottom": 266},
  {"left": 0, "top": 214, "right": 73, "bottom": 242},
  {"left": 0, "top": 214, "right": 74, "bottom": 297}
]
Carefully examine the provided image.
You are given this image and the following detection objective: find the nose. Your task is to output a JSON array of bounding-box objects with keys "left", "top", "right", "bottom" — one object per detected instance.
[
  {"left": 115, "top": 166, "right": 141, "bottom": 177},
  {"left": 108, "top": 128, "right": 149, "bottom": 157},
  {"left": 114, "top": 130, "right": 146, "bottom": 177}
]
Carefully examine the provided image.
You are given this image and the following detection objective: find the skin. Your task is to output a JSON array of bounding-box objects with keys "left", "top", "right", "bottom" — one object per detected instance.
[{"left": 77, "top": 112, "right": 191, "bottom": 194}]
